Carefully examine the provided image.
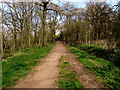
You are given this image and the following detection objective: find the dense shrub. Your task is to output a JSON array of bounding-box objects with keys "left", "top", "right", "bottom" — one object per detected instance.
[{"left": 74, "top": 44, "right": 120, "bottom": 67}]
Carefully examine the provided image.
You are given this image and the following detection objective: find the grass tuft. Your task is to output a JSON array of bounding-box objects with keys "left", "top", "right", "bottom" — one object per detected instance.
[{"left": 57, "top": 56, "right": 83, "bottom": 88}]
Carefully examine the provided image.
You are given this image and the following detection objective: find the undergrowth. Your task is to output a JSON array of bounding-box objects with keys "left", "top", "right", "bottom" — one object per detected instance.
[{"left": 73, "top": 44, "right": 120, "bottom": 67}]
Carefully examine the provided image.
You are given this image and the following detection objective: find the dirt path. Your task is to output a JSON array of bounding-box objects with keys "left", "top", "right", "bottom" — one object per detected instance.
[
  {"left": 14, "top": 42, "right": 66, "bottom": 88},
  {"left": 14, "top": 41, "right": 104, "bottom": 88}
]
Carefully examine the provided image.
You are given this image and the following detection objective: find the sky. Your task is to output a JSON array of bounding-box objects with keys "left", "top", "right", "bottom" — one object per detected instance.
[
  {"left": 0, "top": 0, "right": 119, "bottom": 9},
  {"left": 51, "top": 0, "right": 119, "bottom": 8}
]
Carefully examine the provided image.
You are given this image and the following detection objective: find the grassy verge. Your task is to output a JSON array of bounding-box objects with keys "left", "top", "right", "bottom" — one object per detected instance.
[
  {"left": 68, "top": 45, "right": 120, "bottom": 89},
  {"left": 73, "top": 44, "right": 120, "bottom": 67},
  {"left": 57, "top": 56, "right": 83, "bottom": 88},
  {"left": 2, "top": 44, "right": 54, "bottom": 88}
]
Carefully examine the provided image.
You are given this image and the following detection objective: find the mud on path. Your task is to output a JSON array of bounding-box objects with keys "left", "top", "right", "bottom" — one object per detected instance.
[{"left": 14, "top": 41, "right": 104, "bottom": 88}]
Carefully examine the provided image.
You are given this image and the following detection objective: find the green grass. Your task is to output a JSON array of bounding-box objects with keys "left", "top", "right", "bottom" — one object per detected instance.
[
  {"left": 68, "top": 46, "right": 120, "bottom": 89},
  {"left": 2, "top": 44, "right": 54, "bottom": 88},
  {"left": 57, "top": 56, "right": 83, "bottom": 88}
]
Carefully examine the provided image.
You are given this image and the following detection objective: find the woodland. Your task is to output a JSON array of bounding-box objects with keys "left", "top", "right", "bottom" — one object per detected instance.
[
  {"left": 1, "top": 1, "right": 119, "bottom": 53},
  {"left": 0, "top": 0, "right": 120, "bottom": 89}
]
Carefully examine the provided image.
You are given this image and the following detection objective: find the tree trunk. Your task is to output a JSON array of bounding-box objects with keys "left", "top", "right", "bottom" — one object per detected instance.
[
  {"left": 13, "top": 32, "right": 17, "bottom": 50},
  {"left": 1, "top": 3, "right": 4, "bottom": 59},
  {"left": 86, "top": 30, "right": 88, "bottom": 45},
  {"left": 0, "top": 25, "right": 4, "bottom": 60},
  {"left": 42, "top": 2, "right": 49, "bottom": 46},
  {"left": 88, "top": 30, "right": 91, "bottom": 45}
]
